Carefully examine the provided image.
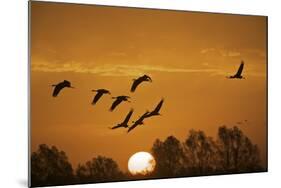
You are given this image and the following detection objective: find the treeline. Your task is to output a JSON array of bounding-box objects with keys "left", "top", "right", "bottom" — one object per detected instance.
[
  {"left": 31, "top": 126, "right": 265, "bottom": 187},
  {"left": 151, "top": 126, "right": 263, "bottom": 178}
]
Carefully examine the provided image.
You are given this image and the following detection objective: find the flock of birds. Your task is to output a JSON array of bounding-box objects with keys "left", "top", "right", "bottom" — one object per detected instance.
[
  {"left": 50, "top": 60, "right": 245, "bottom": 133},
  {"left": 51, "top": 74, "right": 164, "bottom": 133}
]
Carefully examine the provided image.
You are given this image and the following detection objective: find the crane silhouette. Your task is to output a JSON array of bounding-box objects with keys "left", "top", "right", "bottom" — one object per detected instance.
[
  {"left": 144, "top": 98, "right": 164, "bottom": 118},
  {"left": 131, "top": 74, "right": 152, "bottom": 92},
  {"left": 110, "top": 96, "right": 131, "bottom": 111},
  {"left": 109, "top": 109, "right": 134, "bottom": 129},
  {"left": 228, "top": 61, "right": 245, "bottom": 79},
  {"left": 52, "top": 80, "right": 74, "bottom": 97},
  {"left": 91, "top": 89, "right": 111, "bottom": 105},
  {"left": 127, "top": 111, "right": 150, "bottom": 133}
]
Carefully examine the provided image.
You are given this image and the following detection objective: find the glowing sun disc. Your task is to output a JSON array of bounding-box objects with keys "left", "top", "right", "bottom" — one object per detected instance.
[{"left": 128, "top": 151, "right": 156, "bottom": 175}]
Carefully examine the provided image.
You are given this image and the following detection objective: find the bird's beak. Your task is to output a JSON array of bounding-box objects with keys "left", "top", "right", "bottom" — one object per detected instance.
[{"left": 70, "top": 86, "right": 75, "bottom": 89}]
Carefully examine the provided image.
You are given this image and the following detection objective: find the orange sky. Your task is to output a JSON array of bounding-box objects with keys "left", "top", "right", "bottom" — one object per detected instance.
[{"left": 30, "top": 1, "right": 267, "bottom": 171}]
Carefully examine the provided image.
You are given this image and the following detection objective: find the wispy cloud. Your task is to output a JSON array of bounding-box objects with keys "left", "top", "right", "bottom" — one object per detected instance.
[
  {"left": 31, "top": 60, "right": 265, "bottom": 78},
  {"left": 220, "top": 50, "right": 241, "bottom": 57},
  {"left": 201, "top": 48, "right": 241, "bottom": 57},
  {"left": 31, "top": 61, "right": 219, "bottom": 77},
  {"left": 200, "top": 48, "right": 215, "bottom": 54}
]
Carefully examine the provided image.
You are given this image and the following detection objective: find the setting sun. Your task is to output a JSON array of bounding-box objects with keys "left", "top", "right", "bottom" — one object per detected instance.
[{"left": 128, "top": 152, "right": 156, "bottom": 175}]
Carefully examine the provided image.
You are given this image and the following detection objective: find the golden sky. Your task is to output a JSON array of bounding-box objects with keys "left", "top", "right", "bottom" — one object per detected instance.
[{"left": 30, "top": 1, "right": 267, "bottom": 171}]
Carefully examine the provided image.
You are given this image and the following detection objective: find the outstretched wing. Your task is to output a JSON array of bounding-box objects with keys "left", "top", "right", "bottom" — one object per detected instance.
[
  {"left": 140, "top": 111, "right": 150, "bottom": 120},
  {"left": 127, "top": 122, "right": 139, "bottom": 133},
  {"left": 122, "top": 109, "right": 134, "bottom": 124},
  {"left": 110, "top": 124, "right": 122, "bottom": 129},
  {"left": 235, "top": 62, "right": 244, "bottom": 77},
  {"left": 153, "top": 99, "right": 164, "bottom": 113},
  {"left": 131, "top": 79, "right": 141, "bottom": 92},
  {"left": 52, "top": 85, "right": 63, "bottom": 97},
  {"left": 92, "top": 92, "right": 103, "bottom": 105},
  {"left": 110, "top": 99, "right": 122, "bottom": 111},
  {"left": 127, "top": 112, "right": 148, "bottom": 133}
]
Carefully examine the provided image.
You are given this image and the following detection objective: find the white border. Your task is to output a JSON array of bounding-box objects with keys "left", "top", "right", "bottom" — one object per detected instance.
[{"left": 1, "top": 0, "right": 280, "bottom": 188}]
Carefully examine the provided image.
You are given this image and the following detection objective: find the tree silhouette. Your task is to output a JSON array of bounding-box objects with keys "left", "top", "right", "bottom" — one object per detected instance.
[
  {"left": 31, "top": 144, "right": 74, "bottom": 186},
  {"left": 151, "top": 126, "right": 264, "bottom": 178},
  {"left": 30, "top": 126, "right": 265, "bottom": 186},
  {"left": 183, "top": 130, "right": 219, "bottom": 175},
  {"left": 76, "top": 155, "right": 124, "bottom": 183},
  {"left": 217, "top": 126, "right": 263, "bottom": 173},
  {"left": 151, "top": 136, "right": 185, "bottom": 177}
]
